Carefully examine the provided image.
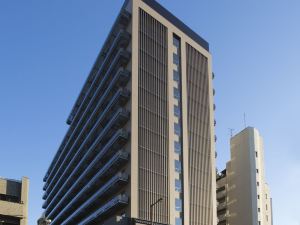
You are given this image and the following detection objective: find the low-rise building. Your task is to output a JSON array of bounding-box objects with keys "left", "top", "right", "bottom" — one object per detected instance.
[{"left": 0, "top": 177, "right": 29, "bottom": 225}]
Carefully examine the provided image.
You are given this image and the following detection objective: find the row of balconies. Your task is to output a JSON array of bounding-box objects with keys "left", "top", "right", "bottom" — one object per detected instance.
[
  {"left": 43, "top": 22, "right": 131, "bottom": 183},
  {"left": 45, "top": 130, "right": 129, "bottom": 219},
  {"left": 44, "top": 87, "right": 129, "bottom": 197},
  {"left": 59, "top": 172, "right": 129, "bottom": 225},
  {"left": 52, "top": 173, "right": 129, "bottom": 225},
  {"left": 43, "top": 68, "right": 130, "bottom": 194},
  {"left": 77, "top": 194, "right": 129, "bottom": 225},
  {"left": 66, "top": 10, "right": 131, "bottom": 126},
  {"left": 44, "top": 46, "right": 131, "bottom": 189},
  {"left": 43, "top": 105, "right": 130, "bottom": 209}
]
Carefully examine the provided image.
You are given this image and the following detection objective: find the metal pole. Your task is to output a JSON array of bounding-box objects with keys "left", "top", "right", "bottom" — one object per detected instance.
[{"left": 150, "top": 197, "right": 163, "bottom": 225}]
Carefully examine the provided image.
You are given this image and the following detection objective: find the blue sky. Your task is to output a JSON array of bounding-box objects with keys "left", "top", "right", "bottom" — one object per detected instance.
[{"left": 0, "top": 0, "right": 299, "bottom": 224}]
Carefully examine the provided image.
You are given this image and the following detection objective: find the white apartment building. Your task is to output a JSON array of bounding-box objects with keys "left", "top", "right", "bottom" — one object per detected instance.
[{"left": 217, "top": 127, "right": 273, "bottom": 225}]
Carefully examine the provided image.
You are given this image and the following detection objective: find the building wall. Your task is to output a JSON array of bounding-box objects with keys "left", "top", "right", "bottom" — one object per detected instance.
[
  {"left": 0, "top": 177, "right": 29, "bottom": 225},
  {"left": 130, "top": 1, "right": 216, "bottom": 225},
  {"left": 220, "top": 127, "right": 272, "bottom": 225},
  {"left": 137, "top": 8, "right": 169, "bottom": 223},
  {"left": 43, "top": 0, "right": 216, "bottom": 224}
]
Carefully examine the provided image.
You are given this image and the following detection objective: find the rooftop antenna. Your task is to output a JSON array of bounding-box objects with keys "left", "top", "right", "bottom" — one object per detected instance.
[
  {"left": 229, "top": 128, "right": 234, "bottom": 138},
  {"left": 243, "top": 113, "right": 247, "bottom": 128}
]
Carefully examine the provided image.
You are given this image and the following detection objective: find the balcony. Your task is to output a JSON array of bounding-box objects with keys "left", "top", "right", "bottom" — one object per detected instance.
[
  {"left": 216, "top": 189, "right": 226, "bottom": 200},
  {"left": 77, "top": 195, "right": 129, "bottom": 225},
  {"left": 218, "top": 213, "right": 228, "bottom": 223},
  {"left": 45, "top": 130, "right": 129, "bottom": 217},
  {"left": 44, "top": 48, "right": 131, "bottom": 188},
  {"left": 53, "top": 174, "right": 129, "bottom": 225},
  {"left": 43, "top": 85, "right": 130, "bottom": 195},
  {"left": 43, "top": 90, "right": 129, "bottom": 201},
  {"left": 66, "top": 11, "right": 131, "bottom": 126},
  {"left": 48, "top": 152, "right": 129, "bottom": 222},
  {"left": 44, "top": 14, "right": 131, "bottom": 181},
  {"left": 217, "top": 202, "right": 227, "bottom": 211},
  {"left": 67, "top": 30, "right": 131, "bottom": 124},
  {"left": 43, "top": 108, "right": 130, "bottom": 209}
]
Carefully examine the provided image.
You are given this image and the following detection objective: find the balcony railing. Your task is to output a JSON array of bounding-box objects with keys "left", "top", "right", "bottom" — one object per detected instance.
[
  {"left": 51, "top": 174, "right": 129, "bottom": 225},
  {"left": 43, "top": 107, "right": 130, "bottom": 209},
  {"left": 43, "top": 85, "right": 130, "bottom": 195},
  {"left": 43, "top": 19, "right": 131, "bottom": 181},
  {"left": 44, "top": 49, "right": 130, "bottom": 188},
  {"left": 77, "top": 194, "right": 129, "bottom": 225},
  {"left": 45, "top": 129, "right": 129, "bottom": 218}
]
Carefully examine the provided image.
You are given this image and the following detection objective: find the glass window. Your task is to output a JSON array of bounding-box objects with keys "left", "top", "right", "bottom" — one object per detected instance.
[
  {"left": 173, "top": 37, "right": 180, "bottom": 48},
  {"left": 173, "top": 70, "right": 180, "bottom": 81},
  {"left": 174, "top": 141, "right": 181, "bottom": 154},
  {"left": 175, "top": 198, "right": 182, "bottom": 211},
  {"left": 174, "top": 123, "right": 181, "bottom": 135},
  {"left": 173, "top": 87, "right": 180, "bottom": 100},
  {"left": 175, "top": 218, "right": 182, "bottom": 225},
  {"left": 175, "top": 179, "right": 182, "bottom": 192},
  {"left": 175, "top": 160, "right": 181, "bottom": 173},
  {"left": 174, "top": 105, "right": 181, "bottom": 117},
  {"left": 173, "top": 53, "right": 180, "bottom": 65}
]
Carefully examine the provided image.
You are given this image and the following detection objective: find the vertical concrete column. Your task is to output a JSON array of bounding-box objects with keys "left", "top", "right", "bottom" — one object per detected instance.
[
  {"left": 21, "top": 177, "right": 29, "bottom": 225},
  {"left": 130, "top": 0, "right": 139, "bottom": 219}
]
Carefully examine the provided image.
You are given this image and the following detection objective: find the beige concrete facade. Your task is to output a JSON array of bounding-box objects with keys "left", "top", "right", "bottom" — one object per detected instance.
[
  {"left": 42, "top": 1, "right": 216, "bottom": 224},
  {"left": 216, "top": 127, "right": 272, "bottom": 225},
  {"left": 0, "top": 177, "right": 29, "bottom": 225},
  {"left": 130, "top": 1, "right": 216, "bottom": 224}
]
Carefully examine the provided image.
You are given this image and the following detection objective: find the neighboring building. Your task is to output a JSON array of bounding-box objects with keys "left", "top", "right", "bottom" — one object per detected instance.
[
  {"left": 42, "top": 0, "right": 216, "bottom": 225},
  {"left": 0, "top": 177, "right": 29, "bottom": 225},
  {"left": 216, "top": 127, "right": 273, "bottom": 225}
]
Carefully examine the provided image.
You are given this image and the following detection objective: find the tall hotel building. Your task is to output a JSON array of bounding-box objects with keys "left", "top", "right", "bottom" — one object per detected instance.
[
  {"left": 42, "top": 0, "right": 216, "bottom": 224},
  {"left": 216, "top": 127, "right": 273, "bottom": 225}
]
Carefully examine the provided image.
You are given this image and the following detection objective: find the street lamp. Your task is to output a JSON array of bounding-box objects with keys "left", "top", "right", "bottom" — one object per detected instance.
[{"left": 150, "top": 197, "right": 163, "bottom": 225}]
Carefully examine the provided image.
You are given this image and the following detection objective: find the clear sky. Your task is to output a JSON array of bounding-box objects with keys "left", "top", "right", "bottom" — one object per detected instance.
[{"left": 0, "top": 0, "right": 299, "bottom": 224}]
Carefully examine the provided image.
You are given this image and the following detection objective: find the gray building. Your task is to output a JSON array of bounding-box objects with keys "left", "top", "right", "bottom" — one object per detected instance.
[
  {"left": 0, "top": 177, "right": 29, "bottom": 225},
  {"left": 42, "top": 1, "right": 216, "bottom": 224}
]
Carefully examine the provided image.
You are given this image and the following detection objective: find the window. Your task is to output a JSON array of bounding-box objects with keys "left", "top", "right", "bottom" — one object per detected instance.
[
  {"left": 174, "top": 105, "right": 181, "bottom": 117},
  {"left": 173, "top": 87, "right": 180, "bottom": 100},
  {"left": 266, "top": 204, "right": 268, "bottom": 210},
  {"left": 174, "top": 123, "right": 181, "bottom": 135},
  {"left": 175, "top": 160, "right": 182, "bottom": 173},
  {"left": 256, "top": 169, "right": 259, "bottom": 173},
  {"left": 173, "top": 53, "right": 180, "bottom": 65},
  {"left": 256, "top": 151, "right": 258, "bottom": 157},
  {"left": 174, "top": 141, "right": 181, "bottom": 154},
  {"left": 173, "top": 37, "right": 180, "bottom": 48},
  {"left": 257, "top": 181, "right": 259, "bottom": 186},
  {"left": 173, "top": 70, "right": 180, "bottom": 81},
  {"left": 175, "top": 218, "right": 182, "bottom": 225},
  {"left": 0, "top": 194, "right": 20, "bottom": 203},
  {"left": 175, "top": 198, "right": 182, "bottom": 212},
  {"left": 258, "top": 208, "right": 261, "bottom": 212},
  {"left": 258, "top": 195, "right": 260, "bottom": 199},
  {"left": 175, "top": 179, "right": 182, "bottom": 192}
]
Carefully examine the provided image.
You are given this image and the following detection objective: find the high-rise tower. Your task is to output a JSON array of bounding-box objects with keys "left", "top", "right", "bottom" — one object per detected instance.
[{"left": 42, "top": 1, "right": 216, "bottom": 224}]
